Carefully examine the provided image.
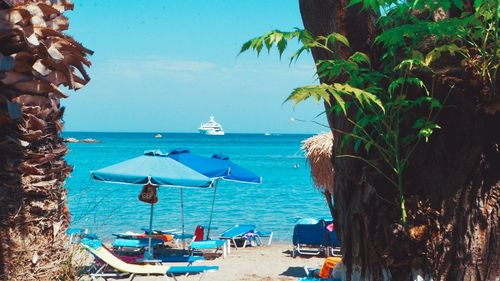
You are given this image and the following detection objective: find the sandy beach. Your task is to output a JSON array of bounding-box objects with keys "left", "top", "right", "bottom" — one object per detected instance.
[{"left": 77, "top": 243, "right": 325, "bottom": 281}]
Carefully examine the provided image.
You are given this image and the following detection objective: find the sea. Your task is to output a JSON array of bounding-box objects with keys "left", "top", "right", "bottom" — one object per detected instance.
[{"left": 63, "top": 132, "right": 331, "bottom": 242}]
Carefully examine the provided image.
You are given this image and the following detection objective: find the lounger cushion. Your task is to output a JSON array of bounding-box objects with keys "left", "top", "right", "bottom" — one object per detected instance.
[
  {"left": 166, "top": 265, "right": 219, "bottom": 274},
  {"left": 112, "top": 238, "right": 163, "bottom": 248},
  {"left": 190, "top": 240, "right": 226, "bottom": 249},
  {"left": 159, "top": 255, "right": 205, "bottom": 263},
  {"left": 219, "top": 225, "right": 255, "bottom": 238}
]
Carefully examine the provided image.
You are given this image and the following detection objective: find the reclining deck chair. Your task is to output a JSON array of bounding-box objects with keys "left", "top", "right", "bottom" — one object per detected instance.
[
  {"left": 80, "top": 237, "right": 218, "bottom": 281},
  {"left": 189, "top": 225, "right": 230, "bottom": 258},
  {"left": 219, "top": 224, "right": 259, "bottom": 249},
  {"left": 142, "top": 228, "right": 195, "bottom": 248},
  {"left": 292, "top": 219, "right": 329, "bottom": 257},
  {"left": 324, "top": 221, "right": 341, "bottom": 256}
]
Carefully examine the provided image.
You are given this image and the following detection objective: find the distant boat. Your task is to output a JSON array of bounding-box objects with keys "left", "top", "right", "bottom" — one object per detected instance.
[
  {"left": 154, "top": 134, "right": 162, "bottom": 138},
  {"left": 264, "top": 132, "right": 271, "bottom": 136},
  {"left": 198, "top": 116, "right": 225, "bottom": 136}
]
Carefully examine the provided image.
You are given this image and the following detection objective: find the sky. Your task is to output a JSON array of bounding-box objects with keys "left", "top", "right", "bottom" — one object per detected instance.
[{"left": 61, "top": 0, "right": 327, "bottom": 134}]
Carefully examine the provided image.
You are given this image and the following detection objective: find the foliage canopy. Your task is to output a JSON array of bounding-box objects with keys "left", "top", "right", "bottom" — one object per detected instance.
[{"left": 241, "top": 0, "right": 499, "bottom": 224}]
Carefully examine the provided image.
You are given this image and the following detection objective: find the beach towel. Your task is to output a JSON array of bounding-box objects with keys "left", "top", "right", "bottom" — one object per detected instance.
[{"left": 194, "top": 225, "right": 204, "bottom": 241}]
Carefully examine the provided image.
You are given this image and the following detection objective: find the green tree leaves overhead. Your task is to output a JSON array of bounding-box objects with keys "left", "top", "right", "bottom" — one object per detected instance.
[
  {"left": 286, "top": 83, "right": 385, "bottom": 114},
  {"left": 240, "top": 29, "right": 350, "bottom": 63},
  {"left": 240, "top": 0, "right": 498, "bottom": 225}
]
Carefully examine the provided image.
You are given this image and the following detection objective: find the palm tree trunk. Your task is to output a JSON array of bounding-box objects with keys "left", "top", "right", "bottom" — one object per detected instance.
[
  {"left": 298, "top": 0, "right": 499, "bottom": 280},
  {"left": 0, "top": 1, "right": 92, "bottom": 279}
]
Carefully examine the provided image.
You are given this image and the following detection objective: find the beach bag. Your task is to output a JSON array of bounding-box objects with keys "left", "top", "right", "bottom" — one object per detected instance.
[{"left": 138, "top": 184, "right": 158, "bottom": 204}]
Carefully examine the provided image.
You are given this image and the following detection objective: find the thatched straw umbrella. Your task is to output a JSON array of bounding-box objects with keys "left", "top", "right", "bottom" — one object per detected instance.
[{"left": 301, "top": 132, "right": 335, "bottom": 218}]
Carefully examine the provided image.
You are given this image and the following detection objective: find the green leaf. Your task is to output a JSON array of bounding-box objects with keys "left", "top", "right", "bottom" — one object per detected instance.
[
  {"left": 285, "top": 84, "right": 332, "bottom": 107},
  {"left": 354, "top": 139, "right": 362, "bottom": 153},
  {"left": 451, "top": 0, "right": 463, "bottom": 10},
  {"left": 415, "top": 97, "right": 442, "bottom": 108},
  {"left": 424, "top": 44, "right": 467, "bottom": 66},
  {"left": 395, "top": 59, "right": 429, "bottom": 72},
  {"left": 388, "top": 77, "right": 406, "bottom": 95},
  {"left": 365, "top": 141, "right": 373, "bottom": 153},
  {"left": 330, "top": 33, "right": 350, "bottom": 48},
  {"left": 411, "top": 50, "right": 424, "bottom": 61},
  {"left": 473, "top": 0, "right": 483, "bottom": 9},
  {"left": 349, "top": 52, "right": 371, "bottom": 66},
  {"left": 332, "top": 83, "right": 385, "bottom": 113},
  {"left": 277, "top": 39, "right": 288, "bottom": 57},
  {"left": 331, "top": 91, "right": 347, "bottom": 115},
  {"left": 239, "top": 40, "right": 252, "bottom": 54},
  {"left": 290, "top": 46, "right": 309, "bottom": 64}
]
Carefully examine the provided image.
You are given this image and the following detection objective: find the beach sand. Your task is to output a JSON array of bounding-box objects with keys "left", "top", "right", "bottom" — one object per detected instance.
[{"left": 79, "top": 243, "right": 325, "bottom": 281}]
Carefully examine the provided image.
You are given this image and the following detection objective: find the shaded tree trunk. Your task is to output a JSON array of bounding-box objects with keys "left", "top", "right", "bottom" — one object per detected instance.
[
  {"left": 0, "top": 1, "right": 92, "bottom": 279},
  {"left": 298, "top": 0, "right": 499, "bottom": 280}
]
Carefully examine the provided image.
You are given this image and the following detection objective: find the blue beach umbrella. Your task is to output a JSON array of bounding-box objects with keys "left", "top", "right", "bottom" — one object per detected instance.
[
  {"left": 167, "top": 148, "right": 262, "bottom": 238},
  {"left": 91, "top": 150, "right": 213, "bottom": 258},
  {"left": 167, "top": 148, "right": 231, "bottom": 179},
  {"left": 210, "top": 153, "right": 262, "bottom": 184}
]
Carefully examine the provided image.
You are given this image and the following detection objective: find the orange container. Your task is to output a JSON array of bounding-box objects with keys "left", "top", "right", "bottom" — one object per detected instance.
[{"left": 318, "top": 256, "right": 342, "bottom": 278}]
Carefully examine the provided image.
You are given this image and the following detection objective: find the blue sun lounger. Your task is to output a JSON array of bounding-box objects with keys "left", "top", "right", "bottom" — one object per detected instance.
[
  {"left": 292, "top": 220, "right": 329, "bottom": 257},
  {"left": 112, "top": 236, "right": 205, "bottom": 264},
  {"left": 141, "top": 228, "right": 195, "bottom": 247},
  {"left": 166, "top": 266, "right": 219, "bottom": 279},
  {"left": 256, "top": 231, "right": 274, "bottom": 246},
  {"left": 219, "top": 224, "right": 259, "bottom": 249},
  {"left": 76, "top": 234, "right": 219, "bottom": 281},
  {"left": 112, "top": 238, "right": 164, "bottom": 248},
  {"left": 189, "top": 239, "right": 230, "bottom": 258}
]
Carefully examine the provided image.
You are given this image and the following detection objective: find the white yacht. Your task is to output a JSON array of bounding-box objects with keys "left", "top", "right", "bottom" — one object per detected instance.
[{"left": 198, "top": 116, "right": 225, "bottom": 135}]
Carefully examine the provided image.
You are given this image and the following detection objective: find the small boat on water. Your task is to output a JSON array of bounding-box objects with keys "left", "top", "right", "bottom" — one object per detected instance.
[
  {"left": 198, "top": 116, "right": 225, "bottom": 135},
  {"left": 154, "top": 134, "right": 162, "bottom": 138}
]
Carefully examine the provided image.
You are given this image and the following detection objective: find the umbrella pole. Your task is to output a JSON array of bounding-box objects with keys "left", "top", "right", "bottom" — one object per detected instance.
[
  {"left": 180, "top": 188, "right": 185, "bottom": 251},
  {"left": 206, "top": 179, "right": 219, "bottom": 240},
  {"left": 147, "top": 202, "right": 154, "bottom": 259}
]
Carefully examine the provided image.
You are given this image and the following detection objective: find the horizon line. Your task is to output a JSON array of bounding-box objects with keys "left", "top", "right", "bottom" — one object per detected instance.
[{"left": 62, "top": 130, "right": 319, "bottom": 135}]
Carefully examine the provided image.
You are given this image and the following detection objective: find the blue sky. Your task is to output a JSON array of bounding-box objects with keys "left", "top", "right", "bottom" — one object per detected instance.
[{"left": 62, "top": 0, "right": 326, "bottom": 134}]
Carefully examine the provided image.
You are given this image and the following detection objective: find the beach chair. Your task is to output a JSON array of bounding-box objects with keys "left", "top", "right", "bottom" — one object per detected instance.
[
  {"left": 142, "top": 228, "right": 195, "bottom": 248},
  {"left": 111, "top": 237, "right": 165, "bottom": 256},
  {"left": 292, "top": 219, "right": 329, "bottom": 257},
  {"left": 324, "top": 221, "right": 341, "bottom": 256},
  {"left": 113, "top": 230, "right": 175, "bottom": 242},
  {"left": 189, "top": 239, "right": 230, "bottom": 258},
  {"left": 219, "top": 224, "right": 259, "bottom": 249},
  {"left": 255, "top": 231, "right": 274, "bottom": 246},
  {"left": 188, "top": 225, "right": 230, "bottom": 259},
  {"left": 80, "top": 237, "right": 219, "bottom": 281}
]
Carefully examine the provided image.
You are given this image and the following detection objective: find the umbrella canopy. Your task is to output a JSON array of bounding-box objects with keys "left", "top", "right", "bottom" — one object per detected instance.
[
  {"left": 167, "top": 148, "right": 230, "bottom": 179},
  {"left": 211, "top": 153, "right": 261, "bottom": 184},
  {"left": 167, "top": 148, "right": 261, "bottom": 184},
  {"left": 91, "top": 150, "right": 213, "bottom": 188}
]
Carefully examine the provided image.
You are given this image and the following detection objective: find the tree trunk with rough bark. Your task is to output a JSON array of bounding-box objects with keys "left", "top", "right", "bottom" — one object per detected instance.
[
  {"left": 298, "top": 0, "right": 499, "bottom": 280},
  {"left": 0, "top": 1, "right": 92, "bottom": 280}
]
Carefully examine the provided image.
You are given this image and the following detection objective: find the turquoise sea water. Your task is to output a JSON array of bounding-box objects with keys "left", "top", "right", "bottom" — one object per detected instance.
[{"left": 64, "top": 132, "right": 331, "bottom": 242}]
